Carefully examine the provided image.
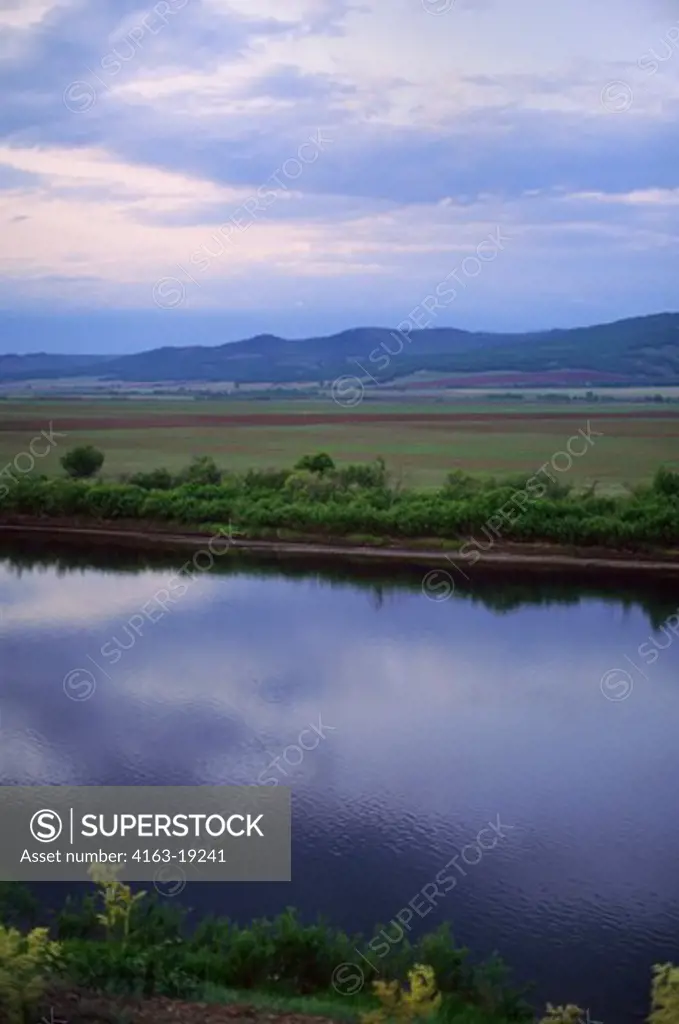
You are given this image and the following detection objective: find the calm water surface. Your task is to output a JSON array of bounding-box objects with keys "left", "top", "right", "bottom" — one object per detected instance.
[{"left": 1, "top": 542, "right": 679, "bottom": 1023}]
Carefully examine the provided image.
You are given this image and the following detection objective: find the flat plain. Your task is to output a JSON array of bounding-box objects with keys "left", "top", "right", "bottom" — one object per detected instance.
[{"left": 1, "top": 398, "right": 678, "bottom": 491}]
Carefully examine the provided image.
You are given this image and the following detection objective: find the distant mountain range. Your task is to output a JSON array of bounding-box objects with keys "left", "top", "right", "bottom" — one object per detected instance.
[{"left": 1, "top": 313, "right": 678, "bottom": 386}]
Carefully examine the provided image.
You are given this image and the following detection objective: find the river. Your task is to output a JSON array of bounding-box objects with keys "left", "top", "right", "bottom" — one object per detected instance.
[{"left": 1, "top": 538, "right": 678, "bottom": 1023}]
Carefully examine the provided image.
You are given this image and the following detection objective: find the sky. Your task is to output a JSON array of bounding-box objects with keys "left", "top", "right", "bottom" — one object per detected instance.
[{"left": 0, "top": 0, "right": 678, "bottom": 353}]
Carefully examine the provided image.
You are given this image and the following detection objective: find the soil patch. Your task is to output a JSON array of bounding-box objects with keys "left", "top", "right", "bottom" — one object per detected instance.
[
  {"left": 46, "top": 989, "right": 347, "bottom": 1024},
  {"left": 1, "top": 411, "right": 677, "bottom": 433}
]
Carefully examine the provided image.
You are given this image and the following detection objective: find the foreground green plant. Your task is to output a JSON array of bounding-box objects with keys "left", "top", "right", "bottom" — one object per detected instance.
[
  {"left": 3, "top": 877, "right": 678, "bottom": 1024},
  {"left": 88, "top": 862, "right": 147, "bottom": 944},
  {"left": 362, "top": 963, "right": 441, "bottom": 1024},
  {"left": 538, "top": 1005, "right": 586, "bottom": 1024},
  {"left": 0, "top": 922, "right": 60, "bottom": 1024},
  {"left": 648, "top": 962, "right": 679, "bottom": 1024},
  {"left": 51, "top": 878, "right": 530, "bottom": 1018},
  {"left": 3, "top": 455, "right": 679, "bottom": 552}
]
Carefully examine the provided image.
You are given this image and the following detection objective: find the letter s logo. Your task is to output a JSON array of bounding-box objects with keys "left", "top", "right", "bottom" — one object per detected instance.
[{"left": 30, "top": 809, "right": 63, "bottom": 843}]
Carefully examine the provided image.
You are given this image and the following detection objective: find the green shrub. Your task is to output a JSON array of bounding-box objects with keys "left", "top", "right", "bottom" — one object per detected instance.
[
  {"left": 294, "top": 452, "right": 335, "bottom": 474},
  {"left": 129, "top": 468, "right": 175, "bottom": 490},
  {"left": 56, "top": 884, "right": 527, "bottom": 1010},
  {"left": 0, "top": 884, "right": 38, "bottom": 930},
  {"left": 5, "top": 450, "right": 679, "bottom": 551},
  {"left": 442, "top": 471, "right": 487, "bottom": 498},
  {"left": 177, "top": 456, "right": 221, "bottom": 486},
  {"left": 649, "top": 962, "right": 679, "bottom": 1024},
  {"left": 0, "top": 923, "right": 61, "bottom": 1023},
  {"left": 361, "top": 963, "right": 441, "bottom": 1024},
  {"left": 336, "top": 458, "right": 389, "bottom": 491},
  {"left": 241, "top": 468, "right": 292, "bottom": 493},
  {"left": 412, "top": 924, "right": 472, "bottom": 999},
  {"left": 652, "top": 466, "right": 679, "bottom": 498},
  {"left": 60, "top": 445, "right": 105, "bottom": 479},
  {"left": 55, "top": 892, "right": 100, "bottom": 940},
  {"left": 60, "top": 937, "right": 200, "bottom": 999}
]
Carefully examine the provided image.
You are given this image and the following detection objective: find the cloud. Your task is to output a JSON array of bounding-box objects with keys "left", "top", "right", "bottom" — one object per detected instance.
[
  {"left": 0, "top": 0, "right": 677, "bottom": 341},
  {"left": 0, "top": 561, "right": 222, "bottom": 631}
]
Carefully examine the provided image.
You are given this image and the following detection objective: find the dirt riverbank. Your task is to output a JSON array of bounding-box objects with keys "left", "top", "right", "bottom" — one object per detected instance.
[{"left": 2, "top": 519, "right": 679, "bottom": 579}]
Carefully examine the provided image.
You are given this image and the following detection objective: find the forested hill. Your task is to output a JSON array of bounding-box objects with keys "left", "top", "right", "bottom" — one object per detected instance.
[{"left": 1, "top": 312, "right": 678, "bottom": 384}]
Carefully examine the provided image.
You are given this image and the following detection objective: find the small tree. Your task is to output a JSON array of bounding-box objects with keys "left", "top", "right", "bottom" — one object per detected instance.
[
  {"left": 60, "top": 445, "right": 105, "bottom": 479},
  {"left": 88, "top": 862, "right": 146, "bottom": 946},
  {"left": 294, "top": 452, "right": 335, "bottom": 475},
  {"left": 178, "top": 456, "right": 221, "bottom": 486}
]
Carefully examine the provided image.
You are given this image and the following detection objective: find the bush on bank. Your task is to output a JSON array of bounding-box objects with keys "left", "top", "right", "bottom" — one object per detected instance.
[
  {"left": 0, "top": 878, "right": 531, "bottom": 1022},
  {"left": 0, "top": 921, "right": 60, "bottom": 1024},
  {"left": 1, "top": 454, "right": 679, "bottom": 550},
  {"left": 56, "top": 902, "right": 530, "bottom": 1016},
  {"left": 3, "top": 874, "right": 679, "bottom": 1023}
]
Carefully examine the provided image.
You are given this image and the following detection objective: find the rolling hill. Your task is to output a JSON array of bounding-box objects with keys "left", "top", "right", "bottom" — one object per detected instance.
[{"left": 1, "top": 313, "right": 678, "bottom": 385}]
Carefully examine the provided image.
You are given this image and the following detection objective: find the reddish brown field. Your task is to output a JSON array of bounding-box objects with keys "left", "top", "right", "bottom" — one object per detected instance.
[
  {"left": 2, "top": 410, "right": 679, "bottom": 433},
  {"left": 402, "top": 370, "right": 634, "bottom": 387}
]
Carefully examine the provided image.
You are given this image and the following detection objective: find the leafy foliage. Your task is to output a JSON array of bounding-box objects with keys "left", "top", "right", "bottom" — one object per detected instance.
[
  {"left": 294, "top": 452, "right": 335, "bottom": 474},
  {"left": 648, "top": 962, "right": 679, "bottom": 1024},
  {"left": 60, "top": 444, "right": 105, "bottom": 479},
  {"left": 51, "top": 880, "right": 529, "bottom": 1017},
  {"left": 538, "top": 1005, "right": 586, "bottom": 1024},
  {"left": 88, "top": 862, "right": 147, "bottom": 944},
  {"left": 0, "top": 923, "right": 60, "bottom": 1024},
  {"left": 5, "top": 872, "right": 678, "bottom": 1024},
  {"left": 653, "top": 467, "right": 679, "bottom": 498},
  {"left": 4, "top": 453, "right": 679, "bottom": 552},
  {"left": 176, "top": 455, "right": 222, "bottom": 486},
  {"left": 129, "top": 467, "right": 174, "bottom": 490},
  {"left": 362, "top": 964, "right": 441, "bottom": 1024},
  {"left": 0, "top": 883, "right": 38, "bottom": 930}
]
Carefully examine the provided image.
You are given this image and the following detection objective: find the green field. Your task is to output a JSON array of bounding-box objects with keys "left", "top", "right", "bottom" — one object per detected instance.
[{"left": 1, "top": 399, "right": 678, "bottom": 492}]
